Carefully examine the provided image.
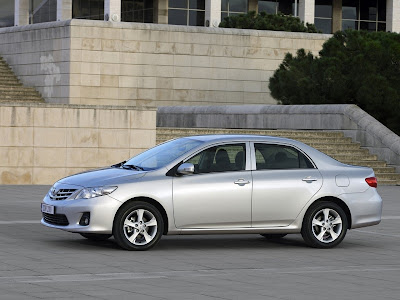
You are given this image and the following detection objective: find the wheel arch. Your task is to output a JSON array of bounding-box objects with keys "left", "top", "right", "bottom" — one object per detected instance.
[
  {"left": 308, "top": 196, "right": 352, "bottom": 229},
  {"left": 113, "top": 197, "right": 169, "bottom": 235}
]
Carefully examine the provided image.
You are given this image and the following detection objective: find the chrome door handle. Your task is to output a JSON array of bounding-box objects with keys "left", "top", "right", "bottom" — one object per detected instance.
[
  {"left": 302, "top": 177, "right": 318, "bottom": 183},
  {"left": 234, "top": 179, "right": 250, "bottom": 186}
]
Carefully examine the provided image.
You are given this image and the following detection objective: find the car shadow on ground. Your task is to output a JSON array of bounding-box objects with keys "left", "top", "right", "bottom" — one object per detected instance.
[{"left": 45, "top": 234, "right": 312, "bottom": 251}]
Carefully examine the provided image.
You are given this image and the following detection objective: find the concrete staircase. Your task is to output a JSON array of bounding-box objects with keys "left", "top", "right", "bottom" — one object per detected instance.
[
  {"left": 0, "top": 57, "right": 44, "bottom": 103},
  {"left": 157, "top": 127, "right": 400, "bottom": 185}
]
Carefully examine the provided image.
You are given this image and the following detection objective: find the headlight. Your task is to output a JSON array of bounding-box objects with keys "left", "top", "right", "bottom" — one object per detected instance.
[{"left": 75, "top": 186, "right": 118, "bottom": 199}]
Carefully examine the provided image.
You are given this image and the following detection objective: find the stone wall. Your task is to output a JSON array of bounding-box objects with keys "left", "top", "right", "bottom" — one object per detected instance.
[
  {"left": 0, "top": 19, "right": 330, "bottom": 107},
  {"left": 0, "top": 103, "right": 156, "bottom": 184},
  {"left": 157, "top": 104, "right": 400, "bottom": 173}
]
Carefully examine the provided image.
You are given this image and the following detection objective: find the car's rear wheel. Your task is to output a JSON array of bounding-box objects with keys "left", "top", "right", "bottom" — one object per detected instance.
[
  {"left": 113, "top": 201, "right": 163, "bottom": 251},
  {"left": 260, "top": 234, "right": 287, "bottom": 239},
  {"left": 79, "top": 233, "right": 112, "bottom": 241},
  {"left": 301, "top": 202, "right": 348, "bottom": 248}
]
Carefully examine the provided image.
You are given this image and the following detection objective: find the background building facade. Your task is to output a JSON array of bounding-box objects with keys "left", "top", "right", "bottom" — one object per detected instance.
[{"left": 1, "top": 0, "right": 399, "bottom": 33}]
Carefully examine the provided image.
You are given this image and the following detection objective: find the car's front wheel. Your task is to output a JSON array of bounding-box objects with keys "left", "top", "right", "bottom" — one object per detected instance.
[
  {"left": 113, "top": 201, "right": 164, "bottom": 251},
  {"left": 301, "top": 202, "right": 348, "bottom": 248}
]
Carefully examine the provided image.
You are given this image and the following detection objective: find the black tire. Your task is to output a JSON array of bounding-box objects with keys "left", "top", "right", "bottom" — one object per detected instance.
[
  {"left": 301, "top": 202, "right": 348, "bottom": 248},
  {"left": 260, "top": 234, "right": 287, "bottom": 239},
  {"left": 113, "top": 201, "right": 164, "bottom": 251},
  {"left": 79, "top": 233, "right": 112, "bottom": 241}
]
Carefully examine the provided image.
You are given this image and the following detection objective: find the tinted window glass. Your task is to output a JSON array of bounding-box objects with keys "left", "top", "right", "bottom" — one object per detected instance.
[
  {"left": 125, "top": 138, "right": 203, "bottom": 170},
  {"left": 189, "top": 10, "right": 204, "bottom": 26},
  {"left": 254, "top": 144, "right": 314, "bottom": 170},
  {"left": 315, "top": 0, "right": 332, "bottom": 18},
  {"left": 258, "top": 1, "right": 277, "bottom": 14},
  {"left": 169, "top": 0, "right": 187, "bottom": 8},
  {"left": 186, "top": 144, "right": 246, "bottom": 174},
  {"left": 168, "top": 9, "right": 188, "bottom": 25}
]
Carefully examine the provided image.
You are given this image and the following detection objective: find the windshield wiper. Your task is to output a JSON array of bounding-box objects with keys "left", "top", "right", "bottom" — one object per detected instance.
[
  {"left": 122, "top": 164, "right": 144, "bottom": 171},
  {"left": 111, "top": 161, "right": 126, "bottom": 168}
]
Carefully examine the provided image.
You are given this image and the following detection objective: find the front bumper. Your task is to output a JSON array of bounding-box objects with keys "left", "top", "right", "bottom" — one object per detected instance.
[{"left": 41, "top": 193, "right": 122, "bottom": 234}]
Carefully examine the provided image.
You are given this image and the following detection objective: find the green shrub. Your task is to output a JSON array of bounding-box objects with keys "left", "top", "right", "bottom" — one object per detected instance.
[
  {"left": 269, "top": 30, "right": 400, "bottom": 134},
  {"left": 219, "top": 11, "right": 319, "bottom": 33}
]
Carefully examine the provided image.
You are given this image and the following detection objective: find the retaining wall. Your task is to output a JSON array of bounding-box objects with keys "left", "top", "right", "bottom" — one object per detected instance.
[
  {"left": 0, "top": 19, "right": 330, "bottom": 106},
  {"left": 157, "top": 104, "right": 400, "bottom": 172},
  {"left": 0, "top": 102, "right": 156, "bottom": 184}
]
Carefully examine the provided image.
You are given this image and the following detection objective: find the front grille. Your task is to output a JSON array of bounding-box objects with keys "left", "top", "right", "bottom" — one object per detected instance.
[
  {"left": 50, "top": 189, "right": 77, "bottom": 201},
  {"left": 42, "top": 212, "right": 69, "bottom": 226}
]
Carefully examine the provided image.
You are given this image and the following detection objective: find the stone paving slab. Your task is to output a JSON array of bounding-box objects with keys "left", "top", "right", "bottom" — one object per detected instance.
[{"left": 0, "top": 185, "right": 399, "bottom": 299}]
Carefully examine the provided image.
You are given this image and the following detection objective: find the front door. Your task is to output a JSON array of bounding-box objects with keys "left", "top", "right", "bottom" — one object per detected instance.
[{"left": 173, "top": 143, "right": 252, "bottom": 229}]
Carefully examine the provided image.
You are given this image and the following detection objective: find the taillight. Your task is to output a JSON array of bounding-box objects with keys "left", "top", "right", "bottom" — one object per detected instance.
[{"left": 365, "top": 177, "right": 377, "bottom": 188}]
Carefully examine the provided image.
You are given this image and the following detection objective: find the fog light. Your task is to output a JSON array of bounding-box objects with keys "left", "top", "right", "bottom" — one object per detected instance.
[{"left": 79, "top": 212, "right": 90, "bottom": 226}]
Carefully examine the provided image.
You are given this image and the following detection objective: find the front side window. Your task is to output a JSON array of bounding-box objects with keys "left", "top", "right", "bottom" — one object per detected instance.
[
  {"left": 186, "top": 144, "right": 246, "bottom": 174},
  {"left": 168, "top": 0, "right": 205, "bottom": 26},
  {"left": 221, "top": 0, "right": 248, "bottom": 19},
  {"left": 254, "top": 143, "right": 314, "bottom": 170}
]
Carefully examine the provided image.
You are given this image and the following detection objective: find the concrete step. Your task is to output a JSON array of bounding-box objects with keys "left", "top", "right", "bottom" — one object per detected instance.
[
  {"left": 0, "top": 90, "right": 41, "bottom": 96},
  {"left": 330, "top": 154, "right": 378, "bottom": 161},
  {"left": 0, "top": 74, "right": 18, "bottom": 79},
  {"left": 157, "top": 128, "right": 344, "bottom": 138},
  {"left": 156, "top": 134, "right": 352, "bottom": 145},
  {"left": 374, "top": 173, "right": 400, "bottom": 181},
  {"left": 342, "top": 160, "right": 387, "bottom": 167},
  {"left": 0, "top": 82, "right": 23, "bottom": 87},
  {"left": 319, "top": 148, "right": 370, "bottom": 156},
  {"left": 0, "top": 86, "right": 37, "bottom": 92},
  {"left": 0, "top": 96, "right": 44, "bottom": 102},
  {"left": 0, "top": 78, "right": 20, "bottom": 84}
]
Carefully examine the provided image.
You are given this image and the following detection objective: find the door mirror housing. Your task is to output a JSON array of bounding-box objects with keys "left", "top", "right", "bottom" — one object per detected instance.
[{"left": 177, "top": 163, "right": 195, "bottom": 175}]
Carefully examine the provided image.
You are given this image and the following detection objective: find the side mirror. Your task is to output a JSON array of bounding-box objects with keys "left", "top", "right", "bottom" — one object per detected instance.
[{"left": 177, "top": 163, "right": 195, "bottom": 175}]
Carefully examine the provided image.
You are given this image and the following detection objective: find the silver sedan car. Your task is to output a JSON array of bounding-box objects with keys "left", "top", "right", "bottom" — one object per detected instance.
[{"left": 41, "top": 135, "right": 382, "bottom": 250}]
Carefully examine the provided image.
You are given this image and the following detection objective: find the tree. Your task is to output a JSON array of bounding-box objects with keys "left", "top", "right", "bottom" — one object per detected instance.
[
  {"left": 219, "top": 11, "right": 319, "bottom": 33},
  {"left": 269, "top": 30, "right": 400, "bottom": 134}
]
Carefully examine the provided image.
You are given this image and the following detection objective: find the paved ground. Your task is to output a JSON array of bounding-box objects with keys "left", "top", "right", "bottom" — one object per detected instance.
[{"left": 0, "top": 185, "right": 399, "bottom": 300}]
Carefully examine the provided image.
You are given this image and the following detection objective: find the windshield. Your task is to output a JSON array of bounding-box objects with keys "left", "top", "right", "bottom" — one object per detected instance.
[{"left": 124, "top": 137, "right": 204, "bottom": 170}]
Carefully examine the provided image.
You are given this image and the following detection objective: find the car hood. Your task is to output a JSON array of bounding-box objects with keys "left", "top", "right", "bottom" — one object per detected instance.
[{"left": 58, "top": 167, "right": 147, "bottom": 187}]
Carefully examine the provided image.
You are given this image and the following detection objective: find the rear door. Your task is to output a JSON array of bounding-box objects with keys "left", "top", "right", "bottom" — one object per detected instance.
[{"left": 251, "top": 142, "right": 323, "bottom": 227}]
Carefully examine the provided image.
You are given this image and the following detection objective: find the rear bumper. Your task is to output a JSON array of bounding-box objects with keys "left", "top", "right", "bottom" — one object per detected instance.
[{"left": 341, "top": 188, "right": 382, "bottom": 229}]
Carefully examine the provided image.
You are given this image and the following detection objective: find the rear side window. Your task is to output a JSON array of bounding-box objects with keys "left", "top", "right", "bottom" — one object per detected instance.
[{"left": 254, "top": 143, "right": 314, "bottom": 170}]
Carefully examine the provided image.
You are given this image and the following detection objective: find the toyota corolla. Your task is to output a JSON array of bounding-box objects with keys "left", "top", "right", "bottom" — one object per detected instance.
[{"left": 41, "top": 135, "right": 382, "bottom": 250}]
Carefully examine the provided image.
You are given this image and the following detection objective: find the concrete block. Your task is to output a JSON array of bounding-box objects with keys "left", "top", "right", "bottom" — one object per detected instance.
[
  {"left": 66, "top": 148, "right": 99, "bottom": 167},
  {"left": 32, "top": 167, "right": 66, "bottom": 184},
  {"left": 98, "top": 130, "right": 130, "bottom": 148},
  {"left": 66, "top": 128, "right": 99, "bottom": 147},
  {"left": 65, "top": 108, "right": 98, "bottom": 128},
  {"left": 33, "top": 147, "right": 67, "bottom": 167},
  {"left": 129, "top": 129, "right": 156, "bottom": 148},
  {"left": 0, "top": 127, "right": 33, "bottom": 147},
  {"left": 0, "top": 167, "right": 32, "bottom": 184},
  {"left": 98, "top": 109, "right": 130, "bottom": 129},
  {"left": 98, "top": 148, "right": 131, "bottom": 165},
  {"left": 0, "top": 147, "right": 33, "bottom": 166},
  {"left": 33, "top": 127, "right": 67, "bottom": 147}
]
